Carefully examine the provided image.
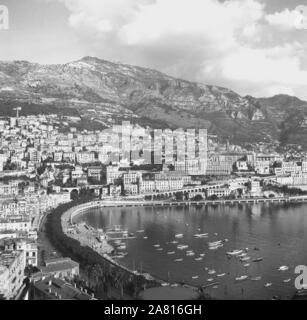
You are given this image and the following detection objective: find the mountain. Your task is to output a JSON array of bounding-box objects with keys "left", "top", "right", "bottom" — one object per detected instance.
[{"left": 0, "top": 56, "right": 307, "bottom": 148}]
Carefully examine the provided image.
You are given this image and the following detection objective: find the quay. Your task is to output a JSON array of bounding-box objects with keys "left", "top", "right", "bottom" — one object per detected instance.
[{"left": 65, "top": 195, "right": 307, "bottom": 224}]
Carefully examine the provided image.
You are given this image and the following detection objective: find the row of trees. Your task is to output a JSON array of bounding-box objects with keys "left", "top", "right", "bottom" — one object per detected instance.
[{"left": 45, "top": 199, "right": 159, "bottom": 300}]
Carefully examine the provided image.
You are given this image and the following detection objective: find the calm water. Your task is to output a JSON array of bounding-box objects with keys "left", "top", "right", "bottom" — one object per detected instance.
[{"left": 75, "top": 203, "right": 307, "bottom": 300}]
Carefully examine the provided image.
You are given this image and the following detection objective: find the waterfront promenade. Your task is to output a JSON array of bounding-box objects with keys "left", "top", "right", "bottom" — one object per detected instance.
[{"left": 65, "top": 195, "right": 307, "bottom": 224}]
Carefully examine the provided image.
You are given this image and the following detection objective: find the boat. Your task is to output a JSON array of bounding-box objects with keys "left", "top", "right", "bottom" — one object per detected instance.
[
  {"left": 118, "top": 245, "right": 126, "bottom": 250},
  {"left": 278, "top": 266, "right": 289, "bottom": 272},
  {"left": 174, "top": 258, "right": 183, "bottom": 262},
  {"left": 143, "top": 236, "right": 148, "bottom": 239},
  {"left": 170, "top": 241, "right": 178, "bottom": 244},
  {"left": 175, "top": 234, "right": 184, "bottom": 239},
  {"left": 167, "top": 251, "right": 176, "bottom": 255},
  {"left": 186, "top": 252, "right": 195, "bottom": 256},
  {"left": 283, "top": 279, "right": 291, "bottom": 283},
  {"left": 295, "top": 288, "right": 307, "bottom": 297},
  {"left": 194, "top": 233, "right": 208, "bottom": 238},
  {"left": 236, "top": 275, "right": 248, "bottom": 281},
  {"left": 136, "top": 230, "right": 145, "bottom": 233},
  {"left": 212, "top": 286, "right": 219, "bottom": 289},
  {"left": 209, "top": 241, "right": 223, "bottom": 247},
  {"left": 226, "top": 250, "right": 243, "bottom": 256},
  {"left": 200, "top": 253, "right": 206, "bottom": 257},
  {"left": 217, "top": 273, "right": 226, "bottom": 277},
  {"left": 208, "top": 270, "right": 216, "bottom": 275},
  {"left": 156, "top": 248, "right": 163, "bottom": 251},
  {"left": 195, "top": 257, "right": 203, "bottom": 261},
  {"left": 177, "top": 245, "right": 189, "bottom": 250},
  {"left": 240, "top": 257, "right": 251, "bottom": 262},
  {"left": 207, "top": 278, "right": 214, "bottom": 282},
  {"left": 251, "top": 276, "right": 262, "bottom": 281},
  {"left": 243, "top": 264, "right": 251, "bottom": 268},
  {"left": 252, "top": 257, "right": 264, "bottom": 262},
  {"left": 153, "top": 244, "right": 160, "bottom": 248},
  {"left": 192, "top": 276, "right": 199, "bottom": 279},
  {"left": 237, "top": 253, "right": 247, "bottom": 258},
  {"left": 209, "top": 245, "right": 223, "bottom": 250},
  {"left": 161, "top": 283, "right": 170, "bottom": 287},
  {"left": 264, "top": 283, "right": 272, "bottom": 288}
]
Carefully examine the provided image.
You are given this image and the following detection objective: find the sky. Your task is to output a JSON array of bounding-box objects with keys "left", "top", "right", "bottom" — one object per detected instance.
[{"left": 0, "top": 0, "right": 307, "bottom": 99}]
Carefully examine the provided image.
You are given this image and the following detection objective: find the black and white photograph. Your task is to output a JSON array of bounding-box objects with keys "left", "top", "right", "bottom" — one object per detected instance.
[{"left": 1, "top": 0, "right": 307, "bottom": 313}]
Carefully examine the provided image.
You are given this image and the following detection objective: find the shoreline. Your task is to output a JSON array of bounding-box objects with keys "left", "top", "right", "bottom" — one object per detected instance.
[{"left": 58, "top": 200, "right": 203, "bottom": 299}]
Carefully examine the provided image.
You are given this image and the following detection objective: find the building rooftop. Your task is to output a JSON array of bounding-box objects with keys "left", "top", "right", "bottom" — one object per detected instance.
[{"left": 32, "top": 276, "right": 94, "bottom": 300}]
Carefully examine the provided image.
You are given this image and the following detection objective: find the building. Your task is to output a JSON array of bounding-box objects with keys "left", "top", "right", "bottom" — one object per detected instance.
[
  {"left": 29, "top": 276, "right": 95, "bottom": 300},
  {"left": 39, "top": 258, "right": 79, "bottom": 279},
  {"left": 106, "top": 165, "right": 122, "bottom": 184},
  {"left": 0, "top": 218, "right": 31, "bottom": 233},
  {"left": 206, "top": 188, "right": 231, "bottom": 198},
  {"left": 0, "top": 250, "right": 26, "bottom": 299}
]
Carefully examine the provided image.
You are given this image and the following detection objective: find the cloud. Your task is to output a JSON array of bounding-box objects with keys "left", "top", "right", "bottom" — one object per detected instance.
[{"left": 55, "top": 0, "right": 307, "bottom": 99}]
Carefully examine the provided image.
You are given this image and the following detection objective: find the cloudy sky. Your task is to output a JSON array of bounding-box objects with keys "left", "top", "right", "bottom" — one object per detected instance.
[{"left": 1, "top": 0, "right": 307, "bottom": 99}]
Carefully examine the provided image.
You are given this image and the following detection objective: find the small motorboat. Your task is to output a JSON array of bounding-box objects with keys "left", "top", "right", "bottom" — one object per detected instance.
[
  {"left": 235, "top": 275, "right": 248, "bottom": 281},
  {"left": 170, "top": 241, "right": 178, "bottom": 244},
  {"left": 200, "top": 253, "right": 206, "bottom": 257},
  {"left": 252, "top": 257, "right": 264, "bottom": 262},
  {"left": 177, "top": 245, "right": 189, "bottom": 250},
  {"left": 283, "top": 279, "right": 291, "bottom": 283},
  {"left": 195, "top": 257, "right": 203, "bottom": 261},
  {"left": 167, "top": 251, "right": 176, "bottom": 255},
  {"left": 264, "top": 283, "right": 272, "bottom": 288},
  {"left": 153, "top": 244, "right": 160, "bottom": 248},
  {"left": 212, "top": 286, "right": 219, "bottom": 289},
  {"left": 240, "top": 257, "right": 251, "bottom": 262},
  {"left": 136, "top": 230, "right": 145, "bottom": 233},
  {"left": 227, "top": 250, "right": 243, "bottom": 256},
  {"left": 192, "top": 275, "right": 199, "bottom": 279},
  {"left": 175, "top": 234, "right": 184, "bottom": 239},
  {"left": 207, "top": 278, "right": 214, "bottom": 282},
  {"left": 161, "top": 283, "right": 170, "bottom": 287},
  {"left": 278, "top": 266, "right": 289, "bottom": 272},
  {"left": 186, "top": 252, "right": 195, "bottom": 256},
  {"left": 174, "top": 258, "right": 183, "bottom": 262},
  {"left": 217, "top": 273, "right": 226, "bottom": 277},
  {"left": 143, "top": 236, "right": 148, "bottom": 239},
  {"left": 251, "top": 276, "right": 262, "bottom": 281},
  {"left": 156, "top": 248, "right": 163, "bottom": 251},
  {"left": 208, "top": 270, "right": 216, "bottom": 275},
  {"left": 209, "top": 241, "right": 223, "bottom": 247},
  {"left": 243, "top": 264, "right": 251, "bottom": 268}
]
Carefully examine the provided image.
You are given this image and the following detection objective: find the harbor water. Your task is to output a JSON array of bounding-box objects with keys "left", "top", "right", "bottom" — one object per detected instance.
[{"left": 75, "top": 202, "right": 307, "bottom": 300}]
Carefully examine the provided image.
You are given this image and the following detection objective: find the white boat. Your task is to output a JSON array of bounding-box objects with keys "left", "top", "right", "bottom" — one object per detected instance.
[
  {"left": 227, "top": 250, "right": 243, "bottom": 256},
  {"left": 208, "top": 241, "right": 223, "bottom": 247},
  {"left": 243, "top": 264, "right": 251, "bottom": 268},
  {"left": 208, "top": 270, "right": 216, "bottom": 275},
  {"left": 167, "top": 251, "right": 176, "bottom": 255},
  {"left": 207, "top": 278, "right": 214, "bottom": 282},
  {"left": 236, "top": 275, "right": 248, "bottom": 281},
  {"left": 194, "top": 233, "right": 208, "bottom": 238},
  {"left": 175, "top": 234, "right": 184, "bottom": 239},
  {"left": 186, "top": 252, "right": 195, "bottom": 256},
  {"left": 143, "top": 236, "right": 148, "bottom": 239},
  {"left": 192, "top": 276, "right": 199, "bottom": 279},
  {"left": 200, "top": 253, "right": 206, "bottom": 257},
  {"left": 156, "top": 248, "right": 163, "bottom": 251},
  {"left": 278, "top": 266, "right": 289, "bottom": 272},
  {"left": 177, "top": 245, "right": 189, "bottom": 250},
  {"left": 251, "top": 276, "right": 262, "bottom": 281},
  {"left": 212, "top": 286, "right": 219, "bottom": 289},
  {"left": 237, "top": 253, "right": 247, "bottom": 258},
  {"left": 161, "top": 283, "right": 170, "bottom": 287},
  {"left": 240, "top": 257, "right": 251, "bottom": 262},
  {"left": 136, "top": 230, "right": 144, "bottom": 233},
  {"left": 217, "top": 273, "right": 226, "bottom": 277},
  {"left": 209, "top": 245, "right": 223, "bottom": 250},
  {"left": 118, "top": 245, "right": 126, "bottom": 250},
  {"left": 264, "top": 283, "right": 272, "bottom": 288},
  {"left": 195, "top": 257, "right": 203, "bottom": 261},
  {"left": 283, "top": 279, "right": 291, "bottom": 283},
  {"left": 170, "top": 241, "right": 178, "bottom": 244},
  {"left": 153, "top": 244, "right": 160, "bottom": 248},
  {"left": 174, "top": 258, "right": 183, "bottom": 262}
]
